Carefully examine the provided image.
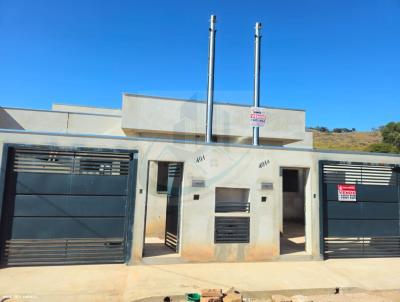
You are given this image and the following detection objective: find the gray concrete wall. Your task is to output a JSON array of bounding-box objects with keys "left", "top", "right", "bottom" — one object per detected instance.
[
  {"left": 0, "top": 108, "right": 68, "bottom": 132},
  {"left": 285, "top": 131, "right": 313, "bottom": 149},
  {"left": 121, "top": 94, "right": 307, "bottom": 144},
  {"left": 0, "top": 107, "right": 124, "bottom": 136},
  {"left": 283, "top": 192, "right": 304, "bottom": 221},
  {"left": 2, "top": 102, "right": 313, "bottom": 148},
  {"left": 67, "top": 113, "right": 124, "bottom": 136},
  {"left": 0, "top": 130, "right": 399, "bottom": 264}
]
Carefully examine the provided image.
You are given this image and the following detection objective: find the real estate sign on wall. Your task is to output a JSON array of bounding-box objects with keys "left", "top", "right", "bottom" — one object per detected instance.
[
  {"left": 337, "top": 184, "right": 357, "bottom": 202},
  {"left": 250, "top": 107, "right": 266, "bottom": 127}
]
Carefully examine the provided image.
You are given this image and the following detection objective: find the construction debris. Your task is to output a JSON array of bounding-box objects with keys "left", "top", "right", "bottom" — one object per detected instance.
[
  {"left": 201, "top": 289, "right": 223, "bottom": 302},
  {"left": 223, "top": 288, "right": 243, "bottom": 302},
  {"left": 184, "top": 288, "right": 244, "bottom": 302},
  {"left": 201, "top": 297, "right": 222, "bottom": 302},
  {"left": 202, "top": 289, "right": 223, "bottom": 297}
]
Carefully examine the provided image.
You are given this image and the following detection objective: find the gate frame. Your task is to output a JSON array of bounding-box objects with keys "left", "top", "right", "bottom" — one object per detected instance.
[
  {"left": 0, "top": 143, "right": 138, "bottom": 265},
  {"left": 318, "top": 159, "right": 400, "bottom": 259}
]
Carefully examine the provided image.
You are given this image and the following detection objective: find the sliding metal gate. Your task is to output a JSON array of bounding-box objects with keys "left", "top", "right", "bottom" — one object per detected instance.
[
  {"left": 0, "top": 146, "right": 136, "bottom": 266},
  {"left": 320, "top": 160, "right": 400, "bottom": 258}
]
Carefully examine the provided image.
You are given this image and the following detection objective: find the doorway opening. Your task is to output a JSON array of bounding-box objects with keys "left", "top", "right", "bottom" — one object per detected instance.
[
  {"left": 143, "top": 161, "right": 183, "bottom": 260},
  {"left": 280, "top": 168, "right": 308, "bottom": 256}
]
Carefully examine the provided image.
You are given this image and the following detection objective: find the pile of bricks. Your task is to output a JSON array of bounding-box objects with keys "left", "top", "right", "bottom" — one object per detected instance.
[{"left": 201, "top": 288, "right": 242, "bottom": 302}]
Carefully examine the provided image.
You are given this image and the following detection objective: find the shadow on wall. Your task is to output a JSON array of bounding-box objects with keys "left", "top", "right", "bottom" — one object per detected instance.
[
  {"left": 0, "top": 108, "right": 24, "bottom": 130},
  {"left": 175, "top": 99, "right": 199, "bottom": 141}
]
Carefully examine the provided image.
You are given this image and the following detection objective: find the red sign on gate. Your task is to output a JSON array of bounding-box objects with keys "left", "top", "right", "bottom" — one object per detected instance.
[{"left": 337, "top": 184, "right": 357, "bottom": 202}]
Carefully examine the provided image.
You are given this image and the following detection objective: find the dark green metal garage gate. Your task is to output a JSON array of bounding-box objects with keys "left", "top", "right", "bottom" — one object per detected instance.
[
  {"left": 0, "top": 146, "right": 137, "bottom": 266},
  {"left": 320, "top": 160, "right": 400, "bottom": 258}
]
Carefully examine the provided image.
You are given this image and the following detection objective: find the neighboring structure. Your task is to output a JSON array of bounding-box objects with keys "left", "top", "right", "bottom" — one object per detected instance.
[{"left": 0, "top": 93, "right": 399, "bottom": 267}]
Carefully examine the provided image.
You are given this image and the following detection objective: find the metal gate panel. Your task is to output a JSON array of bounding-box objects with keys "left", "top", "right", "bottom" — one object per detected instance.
[
  {"left": 15, "top": 173, "right": 71, "bottom": 195},
  {"left": 321, "top": 161, "right": 400, "bottom": 258},
  {"left": 325, "top": 184, "right": 398, "bottom": 202},
  {"left": 0, "top": 147, "right": 136, "bottom": 266},
  {"left": 10, "top": 217, "right": 125, "bottom": 239},
  {"left": 324, "top": 237, "right": 400, "bottom": 258},
  {"left": 13, "top": 195, "right": 126, "bottom": 217},
  {"left": 323, "top": 163, "right": 396, "bottom": 186},
  {"left": 326, "top": 201, "right": 399, "bottom": 220},
  {"left": 15, "top": 174, "right": 128, "bottom": 195},
  {"left": 165, "top": 162, "right": 183, "bottom": 252},
  {"left": 69, "top": 175, "right": 128, "bottom": 195},
  {"left": 4, "top": 239, "right": 125, "bottom": 266},
  {"left": 326, "top": 220, "right": 399, "bottom": 237}
]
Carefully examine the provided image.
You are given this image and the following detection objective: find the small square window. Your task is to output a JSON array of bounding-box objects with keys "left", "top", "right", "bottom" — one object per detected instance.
[{"left": 215, "top": 187, "right": 250, "bottom": 213}]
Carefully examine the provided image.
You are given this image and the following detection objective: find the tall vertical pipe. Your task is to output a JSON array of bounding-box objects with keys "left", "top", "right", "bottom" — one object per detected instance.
[
  {"left": 253, "top": 22, "right": 262, "bottom": 146},
  {"left": 206, "top": 15, "right": 216, "bottom": 143}
]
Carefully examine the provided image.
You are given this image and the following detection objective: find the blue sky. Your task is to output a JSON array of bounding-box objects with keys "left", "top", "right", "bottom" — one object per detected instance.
[{"left": 0, "top": 0, "right": 399, "bottom": 130}]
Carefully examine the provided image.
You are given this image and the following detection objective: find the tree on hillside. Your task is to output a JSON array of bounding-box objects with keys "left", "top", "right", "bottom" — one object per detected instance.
[
  {"left": 381, "top": 122, "right": 400, "bottom": 149},
  {"left": 368, "top": 143, "right": 397, "bottom": 153},
  {"left": 368, "top": 122, "right": 400, "bottom": 153},
  {"left": 332, "top": 128, "right": 356, "bottom": 133}
]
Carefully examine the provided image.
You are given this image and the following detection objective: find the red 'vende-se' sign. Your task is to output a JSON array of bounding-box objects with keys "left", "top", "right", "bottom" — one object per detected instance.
[{"left": 337, "top": 184, "right": 357, "bottom": 202}]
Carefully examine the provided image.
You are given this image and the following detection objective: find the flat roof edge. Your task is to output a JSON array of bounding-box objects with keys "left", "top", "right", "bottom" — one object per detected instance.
[
  {"left": 123, "top": 93, "right": 306, "bottom": 112},
  {"left": 0, "top": 106, "right": 122, "bottom": 117},
  {"left": 1, "top": 129, "right": 399, "bottom": 158},
  {"left": 52, "top": 102, "right": 121, "bottom": 111}
]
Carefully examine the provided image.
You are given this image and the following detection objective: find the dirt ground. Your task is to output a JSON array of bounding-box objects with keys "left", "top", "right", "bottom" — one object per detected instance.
[
  {"left": 138, "top": 289, "right": 400, "bottom": 302},
  {"left": 266, "top": 290, "right": 400, "bottom": 302},
  {"left": 149, "top": 289, "right": 400, "bottom": 302},
  {"left": 2, "top": 259, "right": 400, "bottom": 301},
  {"left": 2, "top": 289, "right": 400, "bottom": 301}
]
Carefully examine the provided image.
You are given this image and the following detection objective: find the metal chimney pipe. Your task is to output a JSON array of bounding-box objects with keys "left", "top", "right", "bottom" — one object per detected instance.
[
  {"left": 252, "top": 22, "right": 262, "bottom": 146},
  {"left": 206, "top": 15, "right": 216, "bottom": 143}
]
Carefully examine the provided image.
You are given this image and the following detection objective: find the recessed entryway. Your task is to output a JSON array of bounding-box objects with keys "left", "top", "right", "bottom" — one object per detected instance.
[
  {"left": 142, "top": 161, "right": 183, "bottom": 262},
  {"left": 280, "top": 168, "right": 309, "bottom": 257}
]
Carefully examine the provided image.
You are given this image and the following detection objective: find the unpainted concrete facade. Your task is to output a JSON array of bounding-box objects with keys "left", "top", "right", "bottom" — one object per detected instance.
[{"left": 0, "top": 94, "right": 399, "bottom": 264}]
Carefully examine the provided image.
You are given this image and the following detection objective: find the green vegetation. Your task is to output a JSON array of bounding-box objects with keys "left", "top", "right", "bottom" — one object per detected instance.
[
  {"left": 367, "top": 142, "right": 397, "bottom": 153},
  {"left": 366, "top": 122, "right": 400, "bottom": 153},
  {"left": 309, "top": 126, "right": 356, "bottom": 133},
  {"left": 311, "top": 122, "right": 400, "bottom": 153}
]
